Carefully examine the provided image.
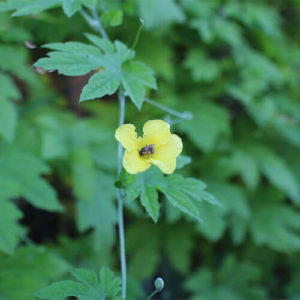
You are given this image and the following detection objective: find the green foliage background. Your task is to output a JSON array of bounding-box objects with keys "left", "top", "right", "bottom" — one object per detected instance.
[{"left": 1, "top": 0, "right": 300, "bottom": 299}]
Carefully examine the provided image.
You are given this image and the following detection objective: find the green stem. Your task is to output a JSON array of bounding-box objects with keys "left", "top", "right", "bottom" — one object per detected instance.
[
  {"left": 131, "top": 18, "right": 144, "bottom": 50},
  {"left": 144, "top": 98, "right": 193, "bottom": 120},
  {"left": 117, "top": 92, "right": 127, "bottom": 299},
  {"left": 146, "top": 290, "right": 159, "bottom": 300},
  {"left": 80, "top": 8, "right": 126, "bottom": 297},
  {"left": 80, "top": 8, "right": 108, "bottom": 39}
]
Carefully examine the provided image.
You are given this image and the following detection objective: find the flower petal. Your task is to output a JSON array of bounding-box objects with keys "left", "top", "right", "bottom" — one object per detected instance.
[
  {"left": 142, "top": 120, "right": 171, "bottom": 146},
  {"left": 150, "top": 134, "right": 183, "bottom": 174},
  {"left": 115, "top": 124, "right": 139, "bottom": 151},
  {"left": 123, "top": 150, "right": 151, "bottom": 174}
]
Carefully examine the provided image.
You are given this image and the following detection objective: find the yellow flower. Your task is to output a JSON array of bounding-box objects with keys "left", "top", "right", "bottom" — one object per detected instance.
[{"left": 115, "top": 120, "right": 183, "bottom": 174}]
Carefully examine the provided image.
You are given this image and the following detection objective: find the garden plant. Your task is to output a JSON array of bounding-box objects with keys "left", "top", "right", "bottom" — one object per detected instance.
[{"left": 0, "top": 0, "right": 300, "bottom": 299}]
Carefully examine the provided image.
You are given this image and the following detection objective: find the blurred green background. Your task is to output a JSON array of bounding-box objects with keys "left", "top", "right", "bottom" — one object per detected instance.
[{"left": 1, "top": 0, "right": 300, "bottom": 299}]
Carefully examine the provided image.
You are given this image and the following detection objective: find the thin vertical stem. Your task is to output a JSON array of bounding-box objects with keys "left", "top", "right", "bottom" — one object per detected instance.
[
  {"left": 90, "top": 8, "right": 109, "bottom": 40},
  {"left": 117, "top": 92, "right": 127, "bottom": 298},
  {"left": 80, "top": 7, "right": 126, "bottom": 297}
]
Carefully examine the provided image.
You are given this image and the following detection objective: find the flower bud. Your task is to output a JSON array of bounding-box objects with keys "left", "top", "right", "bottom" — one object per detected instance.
[{"left": 154, "top": 277, "right": 164, "bottom": 292}]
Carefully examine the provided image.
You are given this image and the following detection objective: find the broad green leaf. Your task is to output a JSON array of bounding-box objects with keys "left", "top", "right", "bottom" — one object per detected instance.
[
  {"left": 70, "top": 268, "right": 98, "bottom": 287},
  {"left": 102, "top": 10, "right": 123, "bottom": 27},
  {"left": 84, "top": 33, "right": 115, "bottom": 53},
  {"left": 99, "top": 267, "right": 122, "bottom": 298},
  {"left": 0, "top": 13, "right": 31, "bottom": 42},
  {"left": 62, "top": 0, "right": 96, "bottom": 17},
  {"left": 250, "top": 187, "right": 300, "bottom": 252},
  {"left": 35, "top": 39, "right": 156, "bottom": 108},
  {"left": 0, "top": 199, "right": 23, "bottom": 254},
  {"left": 124, "top": 167, "right": 163, "bottom": 221},
  {"left": 0, "top": 0, "right": 61, "bottom": 16},
  {"left": 0, "top": 246, "right": 69, "bottom": 300},
  {"left": 79, "top": 70, "right": 121, "bottom": 102},
  {"left": 34, "top": 42, "right": 104, "bottom": 76},
  {"left": 138, "top": 0, "right": 185, "bottom": 30},
  {"left": 140, "top": 186, "right": 159, "bottom": 222},
  {"left": 243, "top": 144, "right": 300, "bottom": 202},
  {"left": 165, "top": 225, "right": 194, "bottom": 274},
  {"left": 36, "top": 267, "right": 122, "bottom": 299},
  {"left": 0, "top": 99, "right": 17, "bottom": 142},
  {"left": 72, "top": 148, "right": 97, "bottom": 203},
  {"left": 176, "top": 155, "right": 191, "bottom": 169},
  {"left": 0, "top": 147, "right": 63, "bottom": 211},
  {"left": 124, "top": 167, "right": 216, "bottom": 223},
  {"left": 76, "top": 172, "right": 117, "bottom": 256},
  {"left": 122, "top": 61, "right": 157, "bottom": 109},
  {"left": 162, "top": 185, "right": 201, "bottom": 221},
  {"left": 0, "top": 72, "right": 20, "bottom": 100},
  {"left": 178, "top": 100, "right": 230, "bottom": 151},
  {"left": 184, "top": 49, "right": 220, "bottom": 82},
  {"left": 0, "top": 45, "right": 37, "bottom": 85},
  {"left": 126, "top": 221, "right": 160, "bottom": 279},
  {"left": 185, "top": 256, "right": 266, "bottom": 300},
  {"left": 34, "top": 114, "right": 69, "bottom": 160},
  {"left": 62, "top": 0, "right": 82, "bottom": 17},
  {"left": 35, "top": 280, "right": 90, "bottom": 299}
]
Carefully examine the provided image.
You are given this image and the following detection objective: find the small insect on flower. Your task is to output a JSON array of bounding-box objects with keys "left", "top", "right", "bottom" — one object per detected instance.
[
  {"left": 139, "top": 144, "right": 155, "bottom": 156},
  {"left": 115, "top": 120, "right": 183, "bottom": 174}
]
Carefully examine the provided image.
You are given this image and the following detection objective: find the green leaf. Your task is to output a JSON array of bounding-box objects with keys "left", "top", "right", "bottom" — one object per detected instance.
[
  {"left": 250, "top": 187, "right": 300, "bottom": 252},
  {"left": 185, "top": 256, "right": 266, "bottom": 300},
  {"left": 102, "top": 10, "right": 123, "bottom": 27},
  {"left": 0, "top": 199, "right": 23, "bottom": 254},
  {"left": 176, "top": 155, "right": 191, "bottom": 169},
  {"left": 165, "top": 225, "right": 194, "bottom": 274},
  {"left": 36, "top": 267, "right": 121, "bottom": 299},
  {"left": 162, "top": 185, "right": 201, "bottom": 221},
  {"left": 242, "top": 144, "right": 300, "bottom": 202},
  {"left": 72, "top": 148, "right": 97, "bottom": 203},
  {"left": 140, "top": 186, "right": 159, "bottom": 222},
  {"left": 0, "top": 0, "right": 61, "bottom": 16},
  {"left": 178, "top": 100, "right": 230, "bottom": 151},
  {"left": 62, "top": 0, "right": 82, "bottom": 17},
  {"left": 34, "top": 42, "right": 103, "bottom": 76},
  {"left": 161, "top": 174, "right": 220, "bottom": 221},
  {"left": 184, "top": 49, "right": 221, "bottom": 82},
  {"left": 122, "top": 61, "right": 157, "bottom": 109},
  {"left": 126, "top": 221, "right": 160, "bottom": 280},
  {"left": 70, "top": 268, "right": 98, "bottom": 287},
  {"left": 62, "top": 0, "right": 96, "bottom": 17},
  {"left": 0, "top": 45, "right": 37, "bottom": 85},
  {"left": 125, "top": 167, "right": 216, "bottom": 223},
  {"left": 0, "top": 246, "right": 69, "bottom": 300},
  {"left": 0, "top": 99, "right": 17, "bottom": 143},
  {"left": 99, "top": 267, "right": 122, "bottom": 297},
  {"left": 35, "top": 280, "right": 89, "bottom": 299},
  {"left": 76, "top": 171, "right": 117, "bottom": 255},
  {"left": 138, "top": 0, "right": 185, "bottom": 29},
  {"left": 79, "top": 70, "right": 121, "bottom": 102},
  {"left": 0, "top": 147, "right": 63, "bottom": 211},
  {"left": 35, "top": 39, "right": 156, "bottom": 108},
  {"left": 34, "top": 114, "right": 69, "bottom": 160},
  {"left": 0, "top": 72, "right": 20, "bottom": 100}
]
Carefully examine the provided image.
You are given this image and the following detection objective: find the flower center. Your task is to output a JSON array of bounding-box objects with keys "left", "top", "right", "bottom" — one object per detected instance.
[{"left": 139, "top": 144, "right": 155, "bottom": 157}]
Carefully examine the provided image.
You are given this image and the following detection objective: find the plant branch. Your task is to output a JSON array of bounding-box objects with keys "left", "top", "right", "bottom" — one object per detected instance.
[
  {"left": 117, "top": 91, "right": 127, "bottom": 299},
  {"left": 144, "top": 98, "right": 193, "bottom": 120},
  {"left": 80, "top": 8, "right": 108, "bottom": 39}
]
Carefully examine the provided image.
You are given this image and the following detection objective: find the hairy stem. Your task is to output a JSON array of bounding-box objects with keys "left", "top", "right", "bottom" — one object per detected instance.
[
  {"left": 117, "top": 92, "right": 127, "bottom": 298},
  {"left": 145, "top": 98, "right": 193, "bottom": 120}
]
